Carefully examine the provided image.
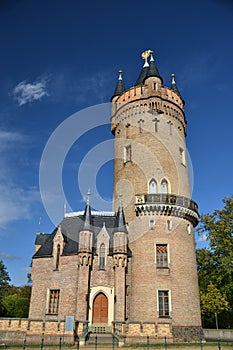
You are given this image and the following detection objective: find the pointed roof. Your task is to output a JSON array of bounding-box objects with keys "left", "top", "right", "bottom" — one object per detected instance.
[
  {"left": 82, "top": 191, "right": 92, "bottom": 231},
  {"left": 113, "top": 204, "right": 128, "bottom": 233},
  {"left": 135, "top": 60, "right": 149, "bottom": 86},
  {"left": 171, "top": 73, "right": 181, "bottom": 96},
  {"left": 111, "top": 70, "right": 125, "bottom": 100},
  {"left": 145, "top": 52, "right": 163, "bottom": 83}
]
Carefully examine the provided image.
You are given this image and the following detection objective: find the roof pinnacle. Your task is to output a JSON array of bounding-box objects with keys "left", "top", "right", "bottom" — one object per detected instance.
[{"left": 171, "top": 73, "right": 181, "bottom": 96}]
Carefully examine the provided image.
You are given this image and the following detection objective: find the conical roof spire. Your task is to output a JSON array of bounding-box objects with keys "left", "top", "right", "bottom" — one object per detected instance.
[
  {"left": 111, "top": 70, "right": 125, "bottom": 100},
  {"left": 113, "top": 200, "right": 128, "bottom": 233},
  {"left": 171, "top": 73, "right": 181, "bottom": 96},
  {"left": 135, "top": 50, "right": 150, "bottom": 86},
  {"left": 83, "top": 190, "right": 92, "bottom": 231},
  {"left": 145, "top": 52, "right": 163, "bottom": 83}
]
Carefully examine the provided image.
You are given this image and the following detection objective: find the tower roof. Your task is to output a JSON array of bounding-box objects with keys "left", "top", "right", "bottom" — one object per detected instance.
[
  {"left": 82, "top": 191, "right": 92, "bottom": 231},
  {"left": 145, "top": 52, "right": 163, "bottom": 83},
  {"left": 171, "top": 73, "right": 181, "bottom": 97},
  {"left": 136, "top": 50, "right": 162, "bottom": 85},
  {"left": 111, "top": 70, "right": 125, "bottom": 100},
  {"left": 113, "top": 203, "right": 128, "bottom": 233}
]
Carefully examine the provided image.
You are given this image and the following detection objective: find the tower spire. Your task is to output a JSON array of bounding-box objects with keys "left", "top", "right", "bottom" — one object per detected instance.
[
  {"left": 145, "top": 51, "right": 163, "bottom": 83},
  {"left": 83, "top": 190, "right": 92, "bottom": 231},
  {"left": 171, "top": 73, "right": 181, "bottom": 96},
  {"left": 111, "top": 70, "right": 125, "bottom": 100},
  {"left": 113, "top": 200, "right": 128, "bottom": 233}
]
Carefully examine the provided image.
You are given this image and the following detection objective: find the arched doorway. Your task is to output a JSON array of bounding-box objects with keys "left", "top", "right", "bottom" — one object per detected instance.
[{"left": 92, "top": 292, "right": 108, "bottom": 323}]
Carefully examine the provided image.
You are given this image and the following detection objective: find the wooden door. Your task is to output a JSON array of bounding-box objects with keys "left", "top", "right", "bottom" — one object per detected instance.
[{"left": 92, "top": 293, "right": 108, "bottom": 323}]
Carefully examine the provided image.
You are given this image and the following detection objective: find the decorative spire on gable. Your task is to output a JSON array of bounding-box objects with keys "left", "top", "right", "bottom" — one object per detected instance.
[
  {"left": 113, "top": 201, "right": 128, "bottom": 233},
  {"left": 171, "top": 73, "right": 181, "bottom": 96},
  {"left": 83, "top": 190, "right": 92, "bottom": 231},
  {"left": 111, "top": 70, "right": 125, "bottom": 100}
]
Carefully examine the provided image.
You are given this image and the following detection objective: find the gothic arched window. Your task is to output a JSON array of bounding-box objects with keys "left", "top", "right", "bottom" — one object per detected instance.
[
  {"left": 99, "top": 243, "right": 105, "bottom": 269},
  {"left": 149, "top": 179, "right": 157, "bottom": 194},
  {"left": 161, "top": 179, "right": 168, "bottom": 193}
]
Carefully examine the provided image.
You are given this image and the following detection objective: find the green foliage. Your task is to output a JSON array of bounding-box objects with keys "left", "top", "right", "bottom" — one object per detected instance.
[
  {"left": 0, "top": 259, "right": 11, "bottom": 289},
  {"left": 200, "top": 282, "right": 229, "bottom": 315},
  {"left": 2, "top": 285, "right": 31, "bottom": 318},
  {"left": 197, "top": 195, "right": 233, "bottom": 328},
  {"left": 0, "top": 260, "right": 11, "bottom": 316}
]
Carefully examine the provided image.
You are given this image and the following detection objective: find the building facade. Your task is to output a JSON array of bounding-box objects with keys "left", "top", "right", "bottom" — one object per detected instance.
[{"left": 28, "top": 50, "right": 202, "bottom": 344}]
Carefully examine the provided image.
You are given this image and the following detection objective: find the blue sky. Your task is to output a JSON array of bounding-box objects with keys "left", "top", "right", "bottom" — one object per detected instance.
[{"left": 0, "top": 0, "right": 232, "bottom": 285}]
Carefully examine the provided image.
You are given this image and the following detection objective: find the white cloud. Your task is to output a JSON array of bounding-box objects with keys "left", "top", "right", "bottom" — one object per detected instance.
[
  {"left": 12, "top": 76, "right": 50, "bottom": 106},
  {"left": 0, "top": 253, "right": 21, "bottom": 261}
]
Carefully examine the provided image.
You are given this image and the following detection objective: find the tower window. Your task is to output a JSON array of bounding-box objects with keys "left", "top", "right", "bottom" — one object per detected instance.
[
  {"left": 48, "top": 289, "right": 60, "bottom": 314},
  {"left": 158, "top": 290, "right": 170, "bottom": 317},
  {"left": 149, "top": 179, "right": 157, "bottom": 194},
  {"left": 161, "top": 179, "right": 168, "bottom": 193},
  {"left": 156, "top": 244, "right": 168, "bottom": 268},
  {"left": 167, "top": 220, "right": 172, "bottom": 231},
  {"left": 124, "top": 145, "right": 132, "bottom": 163},
  {"left": 150, "top": 219, "right": 155, "bottom": 230},
  {"left": 179, "top": 147, "right": 186, "bottom": 166},
  {"left": 99, "top": 243, "right": 105, "bottom": 269}
]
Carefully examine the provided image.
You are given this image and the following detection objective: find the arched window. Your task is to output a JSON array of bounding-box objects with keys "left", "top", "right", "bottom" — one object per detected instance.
[
  {"left": 56, "top": 244, "right": 61, "bottom": 270},
  {"left": 149, "top": 179, "right": 157, "bottom": 193},
  {"left": 99, "top": 243, "right": 105, "bottom": 269},
  {"left": 161, "top": 179, "right": 168, "bottom": 193}
]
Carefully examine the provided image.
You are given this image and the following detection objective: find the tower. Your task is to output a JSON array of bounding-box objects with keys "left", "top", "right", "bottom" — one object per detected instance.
[{"left": 111, "top": 50, "right": 202, "bottom": 340}]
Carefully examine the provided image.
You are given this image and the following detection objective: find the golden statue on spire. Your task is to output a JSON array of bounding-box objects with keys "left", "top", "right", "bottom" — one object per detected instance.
[{"left": 141, "top": 49, "right": 154, "bottom": 62}]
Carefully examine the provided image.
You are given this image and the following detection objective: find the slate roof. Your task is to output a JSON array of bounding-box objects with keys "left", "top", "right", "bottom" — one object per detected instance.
[
  {"left": 111, "top": 70, "right": 125, "bottom": 100},
  {"left": 33, "top": 213, "right": 131, "bottom": 259}
]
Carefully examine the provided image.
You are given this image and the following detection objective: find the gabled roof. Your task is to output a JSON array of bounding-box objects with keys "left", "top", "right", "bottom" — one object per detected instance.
[{"left": 33, "top": 213, "right": 132, "bottom": 258}]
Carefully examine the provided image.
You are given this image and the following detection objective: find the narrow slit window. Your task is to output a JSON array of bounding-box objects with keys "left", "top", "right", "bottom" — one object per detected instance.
[
  {"left": 99, "top": 243, "right": 105, "bottom": 269},
  {"left": 179, "top": 147, "right": 186, "bottom": 166},
  {"left": 124, "top": 145, "right": 132, "bottom": 163},
  {"left": 56, "top": 244, "right": 61, "bottom": 270}
]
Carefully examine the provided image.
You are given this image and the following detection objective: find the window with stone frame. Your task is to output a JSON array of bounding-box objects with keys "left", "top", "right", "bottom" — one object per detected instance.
[
  {"left": 55, "top": 244, "right": 61, "bottom": 270},
  {"left": 48, "top": 289, "right": 60, "bottom": 314},
  {"left": 124, "top": 145, "right": 132, "bottom": 163},
  {"left": 156, "top": 244, "right": 168, "bottom": 268},
  {"left": 99, "top": 243, "right": 105, "bottom": 269},
  {"left": 158, "top": 290, "right": 170, "bottom": 317}
]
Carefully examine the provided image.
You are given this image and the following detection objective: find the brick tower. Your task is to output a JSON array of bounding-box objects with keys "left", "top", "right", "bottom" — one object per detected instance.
[{"left": 111, "top": 50, "right": 202, "bottom": 341}]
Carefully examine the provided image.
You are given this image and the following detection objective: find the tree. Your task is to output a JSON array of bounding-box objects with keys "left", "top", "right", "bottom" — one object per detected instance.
[
  {"left": 0, "top": 260, "right": 11, "bottom": 316},
  {"left": 200, "top": 282, "right": 229, "bottom": 329},
  {"left": 197, "top": 195, "right": 233, "bottom": 328},
  {"left": 0, "top": 260, "right": 11, "bottom": 289},
  {"left": 2, "top": 285, "right": 31, "bottom": 318}
]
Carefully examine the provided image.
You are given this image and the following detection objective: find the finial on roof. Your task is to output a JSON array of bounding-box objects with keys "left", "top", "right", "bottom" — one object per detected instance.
[
  {"left": 118, "top": 70, "right": 123, "bottom": 80},
  {"left": 87, "top": 189, "right": 91, "bottom": 204},
  {"left": 141, "top": 49, "right": 153, "bottom": 67}
]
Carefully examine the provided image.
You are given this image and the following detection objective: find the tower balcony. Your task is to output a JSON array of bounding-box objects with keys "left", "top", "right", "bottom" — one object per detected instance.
[{"left": 135, "top": 193, "right": 199, "bottom": 226}]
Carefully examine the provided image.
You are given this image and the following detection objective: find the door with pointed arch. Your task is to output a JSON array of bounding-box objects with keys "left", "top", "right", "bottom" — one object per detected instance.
[{"left": 92, "top": 292, "right": 108, "bottom": 323}]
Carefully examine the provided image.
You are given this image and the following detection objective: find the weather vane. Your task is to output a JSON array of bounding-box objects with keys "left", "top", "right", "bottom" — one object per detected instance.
[{"left": 141, "top": 49, "right": 154, "bottom": 63}]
